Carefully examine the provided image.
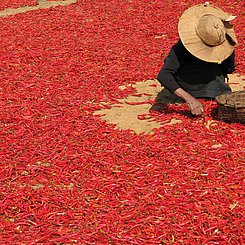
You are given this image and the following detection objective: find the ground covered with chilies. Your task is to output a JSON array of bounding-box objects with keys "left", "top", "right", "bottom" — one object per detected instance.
[{"left": 0, "top": 0, "right": 244, "bottom": 244}]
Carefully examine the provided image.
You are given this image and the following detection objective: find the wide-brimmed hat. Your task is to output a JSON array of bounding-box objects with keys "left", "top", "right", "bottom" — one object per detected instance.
[{"left": 178, "top": 3, "right": 238, "bottom": 63}]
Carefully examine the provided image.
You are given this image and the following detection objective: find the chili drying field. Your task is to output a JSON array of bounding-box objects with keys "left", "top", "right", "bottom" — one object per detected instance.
[{"left": 0, "top": 0, "right": 245, "bottom": 244}]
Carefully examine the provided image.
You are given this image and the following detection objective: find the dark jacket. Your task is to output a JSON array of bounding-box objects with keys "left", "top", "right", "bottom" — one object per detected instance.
[{"left": 157, "top": 40, "right": 235, "bottom": 98}]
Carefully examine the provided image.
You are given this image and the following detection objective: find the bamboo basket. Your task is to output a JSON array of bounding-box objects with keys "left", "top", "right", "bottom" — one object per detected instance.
[{"left": 216, "top": 90, "right": 245, "bottom": 124}]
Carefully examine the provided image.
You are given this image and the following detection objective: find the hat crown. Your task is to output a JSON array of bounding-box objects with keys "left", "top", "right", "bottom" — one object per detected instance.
[
  {"left": 178, "top": 3, "right": 237, "bottom": 63},
  {"left": 196, "top": 14, "right": 226, "bottom": 46}
]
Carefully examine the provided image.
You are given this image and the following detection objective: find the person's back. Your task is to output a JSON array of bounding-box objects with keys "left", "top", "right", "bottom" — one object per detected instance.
[{"left": 158, "top": 39, "right": 235, "bottom": 98}]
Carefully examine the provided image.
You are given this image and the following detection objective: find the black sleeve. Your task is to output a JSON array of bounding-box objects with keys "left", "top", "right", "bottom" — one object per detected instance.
[
  {"left": 157, "top": 42, "right": 182, "bottom": 93},
  {"left": 220, "top": 51, "right": 235, "bottom": 75}
]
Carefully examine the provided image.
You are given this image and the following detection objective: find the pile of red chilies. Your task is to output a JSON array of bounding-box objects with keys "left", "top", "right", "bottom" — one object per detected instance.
[{"left": 0, "top": 0, "right": 244, "bottom": 244}]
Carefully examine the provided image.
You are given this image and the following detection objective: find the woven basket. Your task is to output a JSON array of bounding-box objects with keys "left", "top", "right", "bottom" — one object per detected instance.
[{"left": 216, "top": 90, "right": 245, "bottom": 124}]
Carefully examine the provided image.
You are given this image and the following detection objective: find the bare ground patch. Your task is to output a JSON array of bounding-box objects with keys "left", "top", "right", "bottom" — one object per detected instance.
[
  {"left": 0, "top": 0, "right": 77, "bottom": 17},
  {"left": 94, "top": 74, "right": 245, "bottom": 134}
]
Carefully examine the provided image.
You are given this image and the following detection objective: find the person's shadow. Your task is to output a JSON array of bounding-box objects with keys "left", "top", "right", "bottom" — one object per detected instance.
[{"left": 150, "top": 88, "right": 184, "bottom": 112}]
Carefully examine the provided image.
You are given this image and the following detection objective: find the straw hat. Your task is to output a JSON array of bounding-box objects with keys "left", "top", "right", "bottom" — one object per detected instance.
[{"left": 178, "top": 3, "right": 238, "bottom": 63}]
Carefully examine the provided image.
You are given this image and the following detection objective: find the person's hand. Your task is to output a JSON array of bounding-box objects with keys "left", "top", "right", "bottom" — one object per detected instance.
[
  {"left": 186, "top": 97, "right": 204, "bottom": 115},
  {"left": 174, "top": 88, "right": 204, "bottom": 115}
]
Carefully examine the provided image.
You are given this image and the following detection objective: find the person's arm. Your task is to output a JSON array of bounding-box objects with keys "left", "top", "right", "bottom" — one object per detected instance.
[
  {"left": 157, "top": 41, "right": 204, "bottom": 115},
  {"left": 174, "top": 88, "right": 204, "bottom": 115},
  {"left": 157, "top": 48, "right": 181, "bottom": 93}
]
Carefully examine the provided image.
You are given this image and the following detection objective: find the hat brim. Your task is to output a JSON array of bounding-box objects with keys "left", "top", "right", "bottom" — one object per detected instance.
[{"left": 178, "top": 4, "right": 237, "bottom": 63}]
